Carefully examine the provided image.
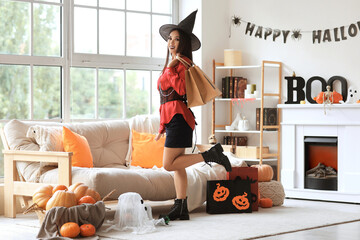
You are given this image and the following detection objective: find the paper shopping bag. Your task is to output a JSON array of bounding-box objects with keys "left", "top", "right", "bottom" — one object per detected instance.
[
  {"left": 177, "top": 56, "right": 221, "bottom": 108},
  {"left": 227, "top": 167, "right": 259, "bottom": 211},
  {"left": 206, "top": 178, "right": 252, "bottom": 214}
]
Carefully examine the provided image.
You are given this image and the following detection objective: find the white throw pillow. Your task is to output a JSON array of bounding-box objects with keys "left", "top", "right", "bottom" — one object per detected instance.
[{"left": 26, "top": 125, "right": 64, "bottom": 152}]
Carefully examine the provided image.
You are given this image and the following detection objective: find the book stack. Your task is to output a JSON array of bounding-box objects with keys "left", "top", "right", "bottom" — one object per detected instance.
[
  {"left": 221, "top": 76, "right": 247, "bottom": 98},
  {"left": 223, "top": 136, "right": 247, "bottom": 146},
  {"left": 256, "top": 108, "right": 277, "bottom": 131}
]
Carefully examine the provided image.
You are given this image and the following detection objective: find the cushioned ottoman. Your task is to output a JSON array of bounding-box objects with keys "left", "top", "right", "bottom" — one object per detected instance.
[{"left": 259, "top": 180, "right": 285, "bottom": 206}]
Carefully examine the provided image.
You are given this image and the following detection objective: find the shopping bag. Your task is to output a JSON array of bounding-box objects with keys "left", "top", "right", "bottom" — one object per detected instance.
[
  {"left": 177, "top": 56, "right": 222, "bottom": 108},
  {"left": 206, "top": 177, "right": 252, "bottom": 214},
  {"left": 227, "top": 167, "right": 259, "bottom": 211}
]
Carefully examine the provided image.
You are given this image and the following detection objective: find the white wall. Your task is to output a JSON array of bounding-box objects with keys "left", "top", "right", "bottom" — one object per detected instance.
[{"left": 195, "top": 0, "right": 360, "bottom": 144}]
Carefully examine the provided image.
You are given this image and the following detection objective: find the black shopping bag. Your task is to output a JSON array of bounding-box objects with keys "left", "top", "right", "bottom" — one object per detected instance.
[{"left": 206, "top": 178, "right": 252, "bottom": 214}]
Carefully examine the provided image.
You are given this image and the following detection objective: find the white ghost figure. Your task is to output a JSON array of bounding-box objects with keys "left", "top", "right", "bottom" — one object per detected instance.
[
  {"left": 340, "top": 86, "right": 359, "bottom": 104},
  {"left": 109, "top": 192, "right": 160, "bottom": 234}
]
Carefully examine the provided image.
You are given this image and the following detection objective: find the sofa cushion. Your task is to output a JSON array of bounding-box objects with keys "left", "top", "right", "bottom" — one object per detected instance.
[
  {"left": 62, "top": 126, "right": 93, "bottom": 168},
  {"left": 131, "top": 129, "right": 165, "bottom": 168},
  {"left": 39, "top": 166, "right": 176, "bottom": 201},
  {"left": 125, "top": 115, "right": 160, "bottom": 166},
  {"left": 64, "top": 121, "right": 129, "bottom": 167},
  {"left": 4, "top": 119, "right": 130, "bottom": 176}
]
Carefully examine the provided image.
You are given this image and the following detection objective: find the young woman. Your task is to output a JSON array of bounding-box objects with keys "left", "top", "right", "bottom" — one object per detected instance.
[{"left": 155, "top": 10, "right": 232, "bottom": 221}]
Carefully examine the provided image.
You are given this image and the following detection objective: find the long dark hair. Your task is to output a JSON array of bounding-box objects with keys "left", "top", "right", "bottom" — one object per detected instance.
[{"left": 162, "top": 29, "right": 193, "bottom": 73}]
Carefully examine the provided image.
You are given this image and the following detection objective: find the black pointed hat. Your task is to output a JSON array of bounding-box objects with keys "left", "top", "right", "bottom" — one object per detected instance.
[{"left": 159, "top": 10, "right": 201, "bottom": 51}]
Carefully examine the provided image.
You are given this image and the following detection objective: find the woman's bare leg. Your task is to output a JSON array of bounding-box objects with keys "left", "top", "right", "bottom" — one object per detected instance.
[
  {"left": 163, "top": 147, "right": 204, "bottom": 199},
  {"left": 162, "top": 147, "right": 203, "bottom": 171}
]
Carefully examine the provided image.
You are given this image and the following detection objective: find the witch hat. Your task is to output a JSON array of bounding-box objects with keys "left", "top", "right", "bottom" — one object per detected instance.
[{"left": 159, "top": 10, "right": 201, "bottom": 51}]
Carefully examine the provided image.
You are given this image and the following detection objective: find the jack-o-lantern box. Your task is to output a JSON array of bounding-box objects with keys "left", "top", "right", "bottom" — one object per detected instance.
[
  {"left": 206, "top": 178, "right": 252, "bottom": 214},
  {"left": 227, "top": 167, "right": 259, "bottom": 211}
]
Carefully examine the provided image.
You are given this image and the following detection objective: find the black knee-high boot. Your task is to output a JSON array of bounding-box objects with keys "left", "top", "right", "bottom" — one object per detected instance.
[
  {"left": 160, "top": 198, "right": 189, "bottom": 221},
  {"left": 201, "top": 143, "right": 232, "bottom": 172}
]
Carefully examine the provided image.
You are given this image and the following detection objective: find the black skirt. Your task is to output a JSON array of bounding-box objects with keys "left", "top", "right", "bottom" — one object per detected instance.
[{"left": 165, "top": 114, "right": 193, "bottom": 148}]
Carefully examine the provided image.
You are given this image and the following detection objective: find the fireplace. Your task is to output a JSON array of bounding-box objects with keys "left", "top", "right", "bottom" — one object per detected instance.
[
  {"left": 304, "top": 137, "right": 337, "bottom": 191},
  {"left": 279, "top": 104, "right": 360, "bottom": 203}
]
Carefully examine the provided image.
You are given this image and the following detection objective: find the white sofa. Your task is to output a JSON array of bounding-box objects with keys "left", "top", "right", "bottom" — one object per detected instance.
[{"left": 2, "top": 115, "right": 184, "bottom": 218}]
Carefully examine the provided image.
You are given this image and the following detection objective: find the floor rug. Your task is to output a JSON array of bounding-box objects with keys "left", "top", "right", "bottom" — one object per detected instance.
[{"left": 96, "top": 199, "right": 360, "bottom": 240}]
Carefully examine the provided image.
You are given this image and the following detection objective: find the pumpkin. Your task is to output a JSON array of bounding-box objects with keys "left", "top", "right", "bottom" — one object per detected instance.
[
  {"left": 232, "top": 192, "right": 250, "bottom": 210},
  {"left": 68, "top": 183, "right": 101, "bottom": 202},
  {"left": 251, "top": 164, "right": 274, "bottom": 182},
  {"left": 32, "top": 185, "right": 53, "bottom": 210},
  {"left": 45, "top": 190, "right": 77, "bottom": 211},
  {"left": 213, "top": 183, "right": 230, "bottom": 202},
  {"left": 259, "top": 198, "right": 273, "bottom": 208},
  {"left": 80, "top": 224, "right": 96, "bottom": 237},
  {"left": 78, "top": 195, "right": 96, "bottom": 205},
  {"left": 52, "top": 184, "right": 68, "bottom": 194},
  {"left": 60, "top": 222, "right": 80, "bottom": 238},
  {"left": 314, "top": 90, "right": 343, "bottom": 104}
]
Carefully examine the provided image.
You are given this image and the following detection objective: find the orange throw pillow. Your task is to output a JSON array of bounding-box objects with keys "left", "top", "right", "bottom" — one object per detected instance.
[
  {"left": 131, "top": 129, "right": 165, "bottom": 168},
  {"left": 62, "top": 126, "right": 93, "bottom": 168}
]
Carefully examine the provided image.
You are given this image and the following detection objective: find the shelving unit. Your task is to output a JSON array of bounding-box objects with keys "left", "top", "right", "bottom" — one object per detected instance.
[{"left": 211, "top": 59, "right": 282, "bottom": 180}]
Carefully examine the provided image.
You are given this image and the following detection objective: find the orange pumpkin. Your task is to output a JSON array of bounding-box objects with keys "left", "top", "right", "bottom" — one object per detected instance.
[
  {"left": 32, "top": 185, "right": 53, "bottom": 210},
  {"left": 80, "top": 224, "right": 96, "bottom": 237},
  {"left": 251, "top": 164, "right": 274, "bottom": 182},
  {"left": 314, "top": 90, "right": 343, "bottom": 104},
  {"left": 259, "top": 198, "right": 273, "bottom": 208},
  {"left": 52, "top": 185, "right": 68, "bottom": 194},
  {"left": 45, "top": 190, "right": 77, "bottom": 211},
  {"left": 68, "top": 183, "right": 101, "bottom": 202},
  {"left": 78, "top": 195, "right": 96, "bottom": 205},
  {"left": 232, "top": 192, "right": 250, "bottom": 210},
  {"left": 213, "top": 183, "right": 230, "bottom": 202},
  {"left": 60, "top": 222, "right": 80, "bottom": 238}
]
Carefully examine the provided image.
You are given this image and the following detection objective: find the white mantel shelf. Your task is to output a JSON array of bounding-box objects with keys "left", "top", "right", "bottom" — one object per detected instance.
[
  {"left": 278, "top": 104, "right": 360, "bottom": 109},
  {"left": 280, "top": 104, "right": 360, "bottom": 203}
]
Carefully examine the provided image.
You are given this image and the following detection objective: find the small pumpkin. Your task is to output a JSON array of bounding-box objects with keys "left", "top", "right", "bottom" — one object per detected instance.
[
  {"left": 232, "top": 192, "right": 250, "bottom": 210},
  {"left": 78, "top": 195, "right": 96, "bottom": 205},
  {"left": 68, "top": 183, "right": 101, "bottom": 202},
  {"left": 32, "top": 185, "right": 53, "bottom": 210},
  {"left": 80, "top": 224, "right": 96, "bottom": 237},
  {"left": 52, "top": 184, "right": 68, "bottom": 194},
  {"left": 251, "top": 164, "right": 274, "bottom": 182},
  {"left": 213, "top": 183, "right": 230, "bottom": 202},
  {"left": 60, "top": 222, "right": 80, "bottom": 238},
  {"left": 259, "top": 198, "right": 273, "bottom": 208},
  {"left": 46, "top": 190, "right": 77, "bottom": 211}
]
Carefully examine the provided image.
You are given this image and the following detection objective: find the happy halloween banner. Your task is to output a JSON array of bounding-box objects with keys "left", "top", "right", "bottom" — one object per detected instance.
[{"left": 233, "top": 17, "right": 360, "bottom": 44}]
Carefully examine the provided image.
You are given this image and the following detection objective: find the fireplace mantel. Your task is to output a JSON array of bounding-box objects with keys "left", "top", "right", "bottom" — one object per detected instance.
[{"left": 278, "top": 104, "right": 360, "bottom": 203}]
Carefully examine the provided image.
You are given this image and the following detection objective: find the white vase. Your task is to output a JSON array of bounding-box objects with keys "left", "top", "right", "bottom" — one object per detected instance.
[
  {"left": 230, "top": 113, "right": 241, "bottom": 130},
  {"left": 238, "top": 116, "right": 250, "bottom": 131}
]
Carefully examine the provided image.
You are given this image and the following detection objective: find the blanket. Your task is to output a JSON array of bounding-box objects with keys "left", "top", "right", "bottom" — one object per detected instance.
[{"left": 37, "top": 201, "right": 106, "bottom": 240}]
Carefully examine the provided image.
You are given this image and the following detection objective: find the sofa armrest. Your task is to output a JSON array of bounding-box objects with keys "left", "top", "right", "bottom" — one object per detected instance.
[{"left": 3, "top": 150, "right": 73, "bottom": 218}]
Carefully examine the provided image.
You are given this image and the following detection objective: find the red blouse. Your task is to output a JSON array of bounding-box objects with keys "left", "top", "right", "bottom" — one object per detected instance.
[{"left": 157, "top": 57, "right": 195, "bottom": 134}]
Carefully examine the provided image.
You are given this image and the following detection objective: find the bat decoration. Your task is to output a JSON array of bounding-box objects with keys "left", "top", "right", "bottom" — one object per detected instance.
[{"left": 291, "top": 29, "right": 302, "bottom": 40}]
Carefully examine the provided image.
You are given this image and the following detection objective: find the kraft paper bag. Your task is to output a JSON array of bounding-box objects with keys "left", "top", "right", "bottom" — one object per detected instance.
[{"left": 177, "top": 56, "right": 221, "bottom": 108}]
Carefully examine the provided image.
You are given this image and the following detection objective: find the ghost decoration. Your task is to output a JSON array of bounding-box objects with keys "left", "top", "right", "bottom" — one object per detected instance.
[
  {"left": 104, "top": 192, "right": 166, "bottom": 234},
  {"left": 340, "top": 86, "right": 359, "bottom": 104}
]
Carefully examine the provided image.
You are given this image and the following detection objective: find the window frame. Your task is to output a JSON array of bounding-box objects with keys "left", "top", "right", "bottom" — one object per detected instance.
[{"left": 0, "top": 0, "right": 179, "bottom": 179}]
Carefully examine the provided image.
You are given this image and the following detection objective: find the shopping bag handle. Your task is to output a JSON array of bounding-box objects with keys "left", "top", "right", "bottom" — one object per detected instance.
[{"left": 176, "top": 55, "right": 193, "bottom": 69}]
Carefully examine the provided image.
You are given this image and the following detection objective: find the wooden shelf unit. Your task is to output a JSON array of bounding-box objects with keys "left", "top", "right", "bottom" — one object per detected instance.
[{"left": 211, "top": 59, "right": 282, "bottom": 180}]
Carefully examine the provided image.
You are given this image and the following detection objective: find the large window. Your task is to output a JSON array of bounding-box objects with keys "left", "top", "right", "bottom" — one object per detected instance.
[{"left": 0, "top": 0, "right": 176, "bottom": 178}]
